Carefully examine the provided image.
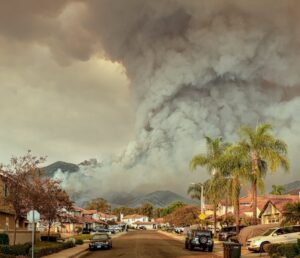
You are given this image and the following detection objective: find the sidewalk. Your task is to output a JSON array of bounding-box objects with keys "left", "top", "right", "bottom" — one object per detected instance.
[
  {"left": 42, "top": 243, "right": 89, "bottom": 258},
  {"left": 42, "top": 231, "right": 127, "bottom": 258}
]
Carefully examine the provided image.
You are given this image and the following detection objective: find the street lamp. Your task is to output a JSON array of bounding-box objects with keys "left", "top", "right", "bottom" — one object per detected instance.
[{"left": 190, "top": 182, "right": 205, "bottom": 214}]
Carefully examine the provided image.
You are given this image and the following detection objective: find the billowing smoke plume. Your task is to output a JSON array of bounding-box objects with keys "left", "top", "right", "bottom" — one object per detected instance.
[{"left": 50, "top": 0, "right": 300, "bottom": 201}]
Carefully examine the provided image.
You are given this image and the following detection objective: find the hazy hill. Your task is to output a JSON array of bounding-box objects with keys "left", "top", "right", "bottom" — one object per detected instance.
[
  {"left": 106, "top": 190, "right": 199, "bottom": 208},
  {"left": 283, "top": 180, "right": 300, "bottom": 192},
  {"left": 43, "top": 161, "right": 79, "bottom": 177}
]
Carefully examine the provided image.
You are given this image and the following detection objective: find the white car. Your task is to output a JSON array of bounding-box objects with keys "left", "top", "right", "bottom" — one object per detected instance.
[{"left": 247, "top": 225, "right": 300, "bottom": 252}]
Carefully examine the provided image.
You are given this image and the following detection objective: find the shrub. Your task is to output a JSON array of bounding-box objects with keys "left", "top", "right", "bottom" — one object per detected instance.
[
  {"left": 75, "top": 239, "right": 84, "bottom": 245},
  {"left": 0, "top": 234, "right": 9, "bottom": 245},
  {"left": 74, "top": 234, "right": 92, "bottom": 241},
  {"left": 0, "top": 243, "right": 31, "bottom": 256},
  {"left": 265, "top": 243, "right": 281, "bottom": 256},
  {"left": 29, "top": 242, "right": 64, "bottom": 258},
  {"left": 63, "top": 239, "right": 76, "bottom": 249},
  {"left": 266, "top": 242, "right": 300, "bottom": 258},
  {"left": 277, "top": 243, "right": 299, "bottom": 258}
]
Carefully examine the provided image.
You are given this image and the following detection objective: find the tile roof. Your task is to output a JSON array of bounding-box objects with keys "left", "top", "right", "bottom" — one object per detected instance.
[{"left": 123, "top": 214, "right": 146, "bottom": 219}]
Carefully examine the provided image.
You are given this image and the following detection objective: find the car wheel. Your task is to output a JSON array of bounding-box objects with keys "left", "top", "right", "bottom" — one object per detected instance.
[
  {"left": 188, "top": 243, "right": 194, "bottom": 251},
  {"left": 208, "top": 246, "right": 213, "bottom": 252},
  {"left": 185, "top": 242, "right": 188, "bottom": 249},
  {"left": 260, "top": 242, "right": 269, "bottom": 253}
]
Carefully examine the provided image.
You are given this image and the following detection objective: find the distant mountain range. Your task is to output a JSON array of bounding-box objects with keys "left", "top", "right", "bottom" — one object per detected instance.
[
  {"left": 42, "top": 161, "right": 300, "bottom": 207},
  {"left": 283, "top": 180, "right": 300, "bottom": 194},
  {"left": 105, "top": 190, "right": 199, "bottom": 208}
]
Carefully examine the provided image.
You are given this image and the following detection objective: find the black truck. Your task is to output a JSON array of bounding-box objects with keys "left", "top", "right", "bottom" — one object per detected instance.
[{"left": 185, "top": 230, "right": 214, "bottom": 252}]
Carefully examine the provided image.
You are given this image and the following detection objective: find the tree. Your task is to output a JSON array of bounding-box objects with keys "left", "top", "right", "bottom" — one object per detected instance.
[
  {"left": 214, "top": 145, "right": 251, "bottom": 233},
  {"left": 282, "top": 202, "right": 300, "bottom": 225},
  {"left": 2, "top": 150, "right": 46, "bottom": 245},
  {"left": 190, "top": 136, "right": 228, "bottom": 233},
  {"left": 270, "top": 185, "right": 285, "bottom": 195},
  {"left": 85, "top": 197, "right": 110, "bottom": 212},
  {"left": 165, "top": 205, "right": 201, "bottom": 226},
  {"left": 39, "top": 179, "right": 73, "bottom": 239},
  {"left": 153, "top": 208, "right": 164, "bottom": 218},
  {"left": 139, "top": 203, "right": 153, "bottom": 219},
  {"left": 160, "top": 201, "right": 186, "bottom": 217},
  {"left": 238, "top": 124, "right": 289, "bottom": 224},
  {"left": 205, "top": 176, "right": 227, "bottom": 234}
]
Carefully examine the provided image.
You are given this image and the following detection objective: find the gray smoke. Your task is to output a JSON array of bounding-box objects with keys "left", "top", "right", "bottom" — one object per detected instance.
[{"left": 50, "top": 0, "right": 300, "bottom": 200}]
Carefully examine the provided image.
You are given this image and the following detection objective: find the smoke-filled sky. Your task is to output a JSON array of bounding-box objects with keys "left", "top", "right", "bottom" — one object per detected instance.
[{"left": 1, "top": 0, "right": 300, "bottom": 197}]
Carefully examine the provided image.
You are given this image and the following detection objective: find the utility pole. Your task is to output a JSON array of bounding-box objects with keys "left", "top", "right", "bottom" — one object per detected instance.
[{"left": 200, "top": 183, "right": 204, "bottom": 214}]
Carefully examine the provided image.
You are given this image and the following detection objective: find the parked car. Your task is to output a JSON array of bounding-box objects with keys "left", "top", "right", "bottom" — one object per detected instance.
[
  {"left": 89, "top": 233, "right": 112, "bottom": 250},
  {"left": 175, "top": 227, "right": 184, "bottom": 234},
  {"left": 91, "top": 228, "right": 111, "bottom": 235},
  {"left": 247, "top": 225, "right": 300, "bottom": 252},
  {"left": 218, "top": 225, "right": 246, "bottom": 241},
  {"left": 185, "top": 230, "right": 214, "bottom": 252}
]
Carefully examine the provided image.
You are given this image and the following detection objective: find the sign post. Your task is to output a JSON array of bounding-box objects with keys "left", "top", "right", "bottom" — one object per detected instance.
[{"left": 27, "top": 210, "right": 40, "bottom": 258}]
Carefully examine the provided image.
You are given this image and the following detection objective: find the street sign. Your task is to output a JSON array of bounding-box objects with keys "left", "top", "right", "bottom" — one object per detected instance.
[
  {"left": 27, "top": 210, "right": 40, "bottom": 223},
  {"left": 198, "top": 213, "right": 206, "bottom": 220}
]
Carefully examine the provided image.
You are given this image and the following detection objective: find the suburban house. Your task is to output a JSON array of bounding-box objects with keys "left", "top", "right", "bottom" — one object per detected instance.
[
  {"left": 98, "top": 212, "right": 117, "bottom": 222},
  {"left": 121, "top": 214, "right": 149, "bottom": 226},
  {"left": 0, "top": 173, "right": 31, "bottom": 244},
  {"left": 0, "top": 174, "right": 16, "bottom": 231},
  {"left": 259, "top": 195, "right": 300, "bottom": 224}
]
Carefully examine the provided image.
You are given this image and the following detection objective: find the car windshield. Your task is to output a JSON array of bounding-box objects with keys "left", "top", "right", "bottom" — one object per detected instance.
[
  {"left": 262, "top": 228, "right": 275, "bottom": 236},
  {"left": 92, "top": 234, "right": 108, "bottom": 241}
]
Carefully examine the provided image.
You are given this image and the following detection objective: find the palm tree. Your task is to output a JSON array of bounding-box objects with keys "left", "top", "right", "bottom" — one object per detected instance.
[
  {"left": 187, "top": 182, "right": 203, "bottom": 202},
  {"left": 270, "top": 185, "right": 285, "bottom": 195},
  {"left": 190, "top": 136, "right": 228, "bottom": 233},
  {"left": 238, "top": 123, "right": 289, "bottom": 224},
  {"left": 215, "top": 146, "right": 251, "bottom": 233},
  {"left": 205, "top": 175, "right": 227, "bottom": 234}
]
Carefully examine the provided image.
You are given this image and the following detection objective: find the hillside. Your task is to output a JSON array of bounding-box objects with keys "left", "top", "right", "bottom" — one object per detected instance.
[
  {"left": 43, "top": 161, "right": 79, "bottom": 177},
  {"left": 106, "top": 190, "right": 199, "bottom": 208},
  {"left": 283, "top": 180, "right": 300, "bottom": 193}
]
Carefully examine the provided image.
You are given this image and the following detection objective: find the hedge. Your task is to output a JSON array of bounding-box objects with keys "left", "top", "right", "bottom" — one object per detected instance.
[
  {"left": 0, "top": 234, "right": 9, "bottom": 245},
  {"left": 29, "top": 240, "right": 75, "bottom": 258},
  {"left": 75, "top": 239, "right": 84, "bottom": 245},
  {"left": 73, "top": 234, "right": 92, "bottom": 241},
  {"left": 0, "top": 243, "right": 31, "bottom": 256},
  {"left": 266, "top": 241, "right": 300, "bottom": 258}
]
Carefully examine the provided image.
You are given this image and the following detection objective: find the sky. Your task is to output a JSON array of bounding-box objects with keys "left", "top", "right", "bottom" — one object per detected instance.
[
  {"left": 0, "top": 1, "right": 134, "bottom": 165},
  {"left": 1, "top": 0, "right": 300, "bottom": 197}
]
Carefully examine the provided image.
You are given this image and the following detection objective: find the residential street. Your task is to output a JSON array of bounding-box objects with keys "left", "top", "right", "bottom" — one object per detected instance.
[{"left": 84, "top": 230, "right": 220, "bottom": 258}]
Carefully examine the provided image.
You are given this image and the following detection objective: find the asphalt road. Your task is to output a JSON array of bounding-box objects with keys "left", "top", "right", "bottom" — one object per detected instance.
[{"left": 84, "top": 230, "right": 219, "bottom": 258}]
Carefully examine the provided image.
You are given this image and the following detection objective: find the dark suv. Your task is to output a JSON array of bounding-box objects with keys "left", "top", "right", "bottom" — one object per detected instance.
[
  {"left": 185, "top": 230, "right": 214, "bottom": 252},
  {"left": 218, "top": 225, "right": 246, "bottom": 241}
]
